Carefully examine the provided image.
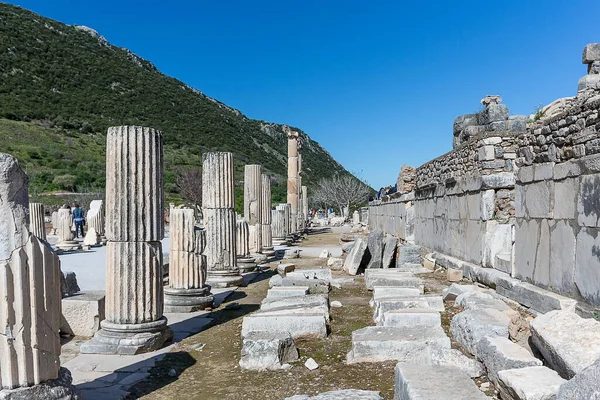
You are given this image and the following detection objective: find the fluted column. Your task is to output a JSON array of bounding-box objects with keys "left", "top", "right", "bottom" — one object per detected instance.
[
  {"left": 85, "top": 200, "right": 106, "bottom": 245},
  {"left": 302, "top": 185, "right": 309, "bottom": 225},
  {"left": 244, "top": 165, "right": 262, "bottom": 253},
  {"left": 29, "top": 202, "right": 46, "bottom": 241},
  {"left": 203, "top": 152, "right": 242, "bottom": 288},
  {"left": 0, "top": 153, "right": 77, "bottom": 398},
  {"left": 259, "top": 174, "right": 276, "bottom": 257},
  {"left": 55, "top": 205, "right": 80, "bottom": 251},
  {"left": 272, "top": 204, "right": 287, "bottom": 245},
  {"left": 81, "top": 125, "right": 172, "bottom": 355},
  {"left": 236, "top": 218, "right": 256, "bottom": 272},
  {"left": 282, "top": 203, "right": 293, "bottom": 241},
  {"left": 164, "top": 208, "right": 213, "bottom": 312},
  {"left": 285, "top": 127, "right": 299, "bottom": 233}
]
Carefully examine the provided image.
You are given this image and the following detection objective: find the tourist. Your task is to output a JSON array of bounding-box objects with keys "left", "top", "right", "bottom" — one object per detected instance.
[{"left": 72, "top": 203, "right": 85, "bottom": 238}]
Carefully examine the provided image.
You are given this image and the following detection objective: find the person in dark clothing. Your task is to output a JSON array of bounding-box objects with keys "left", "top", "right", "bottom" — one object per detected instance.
[{"left": 72, "top": 203, "right": 85, "bottom": 238}]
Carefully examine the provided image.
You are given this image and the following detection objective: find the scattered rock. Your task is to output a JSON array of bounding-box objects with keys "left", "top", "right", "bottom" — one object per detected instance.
[
  {"left": 239, "top": 331, "right": 299, "bottom": 371},
  {"left": 341, "top": 241, "right": 356, "bottom": 253},
  {"left": 381, "top": 234, "right": 397, "bottom": 268},
  {"left": 318, "top": 249, "right": 330, "bottom": 258},
  {"left": 304, "top": 358, "right": 319, "bottom": 370},
  {"left": 327, "top": 257, "right": 344, "bottom": 270},
  {"left": 331, "top": 301, "right": 342, "bottom": 308},
  {"left": 442, "top": 283, "right": 479, "bottom": 301},
  {"left": 277, "top": 263, "right": 296, "bottom": 276},
  {"left": 450, "top": 308, "right": 510, "bottom": 356},
  {"left": 447, "top": 267, "right": 463, "bottom": 282}
]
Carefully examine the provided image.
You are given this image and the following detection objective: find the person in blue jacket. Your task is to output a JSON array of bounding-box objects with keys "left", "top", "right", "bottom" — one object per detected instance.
[{"left": 72, "top": 203, "right": 85, "bottom": 238}]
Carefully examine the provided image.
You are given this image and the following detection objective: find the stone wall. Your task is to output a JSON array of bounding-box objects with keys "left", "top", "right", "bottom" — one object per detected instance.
[
  {"left": 368, "top": 193, "right": 415, "bottom": 244},
  {"left": 514, "top": 90, "right": 600, "bottom": 305}
]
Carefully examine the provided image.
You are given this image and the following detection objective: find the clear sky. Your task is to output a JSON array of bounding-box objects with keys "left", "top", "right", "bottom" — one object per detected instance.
[{"left": 5, "top": 0, "right": 599, "bottom": 188}]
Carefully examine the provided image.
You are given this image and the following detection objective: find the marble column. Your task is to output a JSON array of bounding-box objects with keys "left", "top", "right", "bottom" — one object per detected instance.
[
  {"left": 297, "top": 142, "right": 304, "bottom": 232},
  {"left": 203, "top": 152, "right": 242, "bottom": 288},
  {"left": 283, "top": 203, "right": 293, "bottom": 242},
  {"left": 164, "top": 208, "right": 213, "bottom": 312},
  {"left": 302, "top": 185, "right": 309, "bottom": 225},
  {"left": 29, "top": 202, "right": 46, "bottom": 241},
  {"left": 55, "top": 205, "right": 80, "bottom": 251},
  {"left": 260, "top": 174, "right": 275, "bottom": 256},
  {"left": 51, "top": 210, "right": 59, "bottom": 235},
  {"left": 81, "top": 125, "right": 172, "bottom": 355},
  {"left": 285, "top": 127, "right": 299, "bottom": 233},
  {"left": 0, "top": 153, "right": 78, "bottom": 398},
  {"left": 236, "top": 218, "right": 256, "bottom": 273},
  {"left": 244, "top": 164, "right": 262, "bottom": 253},
  {"left": 85, "top": 199, "right": 105, "bottom": 245},
  {"left": 272, "top": 204, "right": 287, "bottom": 245}
]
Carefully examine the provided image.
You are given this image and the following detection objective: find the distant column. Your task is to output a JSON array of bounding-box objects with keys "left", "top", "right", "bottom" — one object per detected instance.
[
  {"left": 236, "top": 218, "right": 256, "bottom": 272},
  {"left": 55, "top": 205, "right": 80, "bottom": 251},
  {"left": 302, "top": 185, "right": 309, "bottom": 225},
  {"left": 272, "top": 204, "right": 287, "bottom": 245},
  {"left": 285, "top": 127, "right": 299, "bottom": 233},
  {"left": 29, "top": 202, "right": 46, "bottom": 241},
  {"left": 87, "top": 199, "right": 106, "bottom": 244},
  {"left": 81, "top": 125, "right": 172, "bottom": 355},
  {"left": 0, "top": 153, "right": 78, "bottom": 398},
  {"left": 283, "top": 203, "right": 293, "bottom": 241},
  {"left": 260, "top": 173, "right": 275, "bottom": 256},
  {"left": 297, "top": 142, "right": 303, "bottom": 232},
  {"left": 203, "top": 152, "right": 242, "bottom": 288},
  {"left": 244, "top": 164, "right": 262, "bottom": 253},
  {"left": 165, "top": 208, "right": 213, "bottom": 312}
]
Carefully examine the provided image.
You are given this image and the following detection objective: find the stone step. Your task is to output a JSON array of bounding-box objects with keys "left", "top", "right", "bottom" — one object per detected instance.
[
  {"left": 241, "top": 314, "right": 327, "bottom": 340},
  {"left": 394, "top": 363, "right": 489, "bottom": 400},
  {"left": 286, "top": 268, "right": 333, "bottom": 281},
  {"left": 374, "top": 296, "right": 444, "bottom": 325},
  {"left": 450, "top": 308, "right": 510, "bottom": 357},
  {"left": 269, "top": 275, "right": 331, "bottom": 294},
  {"left": 277, "top": 263, "right": 296, "bottom": 276},
  {"left": 530, "top": 310, "right": 600, "bottom": 379},
  {"left": 256, "top": 304, "right": 330, "bottom": 321},
  {"left": 261, "top": 294, "right": 329, "bottom": 308},
  {"left": 497, "top": 366, "right": 566, "bottom": 400},
  {"left": 382, "top": 309, "right": 442, "bottom": 328},
  {"left": 239, "top": 331, "right": 299, "bottom": 371},
  {"left": 365, "top": 273, "right": 424, "bottom": 291},
  {"left": 265, "top": 286, "right": 309, "bottom": 299},
  {"left": 372, "top": 286, "right": 423, "bottom": 301},
  {"left": 475, "top": 336, "right": 542, "bottom": 385},
  {"left": 347, "top": 326, "right": 450, "bottom": 363}
]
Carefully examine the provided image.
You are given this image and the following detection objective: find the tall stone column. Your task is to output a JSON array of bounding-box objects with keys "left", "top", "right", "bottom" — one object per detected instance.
[
  {"left": 260, "top": 173, "right": 276, "bottom": 257},
  {"left": 81, "top": 126, "right": 172, "bottom": 355},
  {"left": 203, "top": 152, "right": 242, "bottom": 288},
  {"left": 236, "top": 218, "right": 256, "bottom": 272},
  {"left": 282, "top": 203, "right": 293, "bottom": 242},
  {"left": 0, "top": 153, "right": 78, "bottom": 399},
  {"left": 55, "top": 205, "right": 80, "bottom": 251},
  {"left": 29, "top": 202, "right": 46, "bottom": 241},
  {"left": 297, "top": 142, "right": 304, "bottom": 232},
  {"left": 164, "top": 208, "right": 213, "bottom": 312},
  {"left": 244, "top": 164, "right": 262, "bottom": 253},
  {"left": 272, "top": 204, "right": 287, "bottom": 245},
  {"left": 302, "top": 185, "right": 309, "bottom": 223},
  {"left": 285, "top": 127, "right": 299, "bottom": 233}
]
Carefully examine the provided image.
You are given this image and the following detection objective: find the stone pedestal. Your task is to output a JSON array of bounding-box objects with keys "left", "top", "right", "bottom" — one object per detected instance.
[
  {"left": 0, "top": 153, "right": 78, "bottom": 399},
  {"left": 81, "top": 126, "right": 172, "bottom": 355},
  {"left": 236, "top": 219, "right": 256, "bottom": 273},
  {"left": 55, "top": 206, "right": 80, "bottom": 251},
  {"left": 260, "top": 174, "right": 276, "bottom": 256},
  {"left": 203, "top": 152, "right": 243, "bottom": 288},
  {"left": 29, "top": 202, "right": 46, "bottom": 241},
  {"left": 164, "top": 208, "right": 213, "bottom": 312}
]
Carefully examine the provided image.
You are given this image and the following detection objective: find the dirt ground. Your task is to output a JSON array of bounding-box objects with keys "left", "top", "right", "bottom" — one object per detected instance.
[{"left": 126, "top": 230, "right": 511, "bottom": 400}]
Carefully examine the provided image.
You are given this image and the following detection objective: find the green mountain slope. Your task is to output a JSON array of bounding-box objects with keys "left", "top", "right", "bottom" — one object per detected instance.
[{"left": 0, "top": 3, "right": 350, "bottom": 204}]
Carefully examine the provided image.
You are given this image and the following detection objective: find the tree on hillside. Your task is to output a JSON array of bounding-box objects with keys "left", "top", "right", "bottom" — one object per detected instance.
[
  {"left": 311, "top": 173, "right": 371, "bottom": 218},
  {"left": 175, "top": 167, "right": 202, "bottom": 210}
]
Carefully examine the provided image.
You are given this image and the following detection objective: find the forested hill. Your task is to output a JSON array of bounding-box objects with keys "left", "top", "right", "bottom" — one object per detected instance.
[{"left": 0, "top": 3, "right": 350, "bottom": 202}]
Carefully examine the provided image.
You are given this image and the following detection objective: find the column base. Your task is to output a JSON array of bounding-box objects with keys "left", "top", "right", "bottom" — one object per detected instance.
[
  {"left": 250, "top": 252, "right": 269, "bottom": 264},
  {"left": 237, "top": 257, "right": 257, "bottom": 273},
  {"left": 164, "top": 286, "right": 214, "bottom": 313},
  {"left": 261, "top": 247, "right": 276, "bottom": 257},
  {"left": 206, "top": 272, "right": 243, "bottom": 288},
  {"left": 272, "top": 238, "right": 288, "bottom": 246},
  {"left": 80, "top": 317, "right": 173, "bottom": 355},
  {"left": 55, "top": 240, "right": 81, "bottom": 251},
  {"left": 0, "top": 368, "right": 80, "bottom": 400}
]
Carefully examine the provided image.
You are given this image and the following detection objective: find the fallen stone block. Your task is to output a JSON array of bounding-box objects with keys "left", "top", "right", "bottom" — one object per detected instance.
[
  {"left": 284, "top": 389, "right": 383, "bottom": 400},
  {"left": 261, "top": 294, "right": 329, "bottom": 308},
  {"left": 450, "top": 308, "right": 510, "bottom": 356},
  {"left": 456, "top": 291, "right": 511, "bottom": 312},
  {"left": 447, "top": 267, "right": 463, "bottom": 282},
  {"left": 394, "top": 363, "right": 488, "bottom": 399},
  {"left": 277, "top": 263, "right": 296, "bottom": 276},
  {"left": 269, "top": 275, "right": 331, "bottom": 294},
  {"left": 286, "top": 268, "right": 333, "bottom": 281},
  {"left": 343, "top": 238, "right": 368, "bottom": 275},
  {"left": 239, "top": 331, "right": 298, "bottom": 371},
  {"left": 395, "top": 264, "right": 432, "bottom": 274},
  {"left": 60, "top": 270, "right": 80, "bottom": 298},
  {"left": 241, "top": 314, "right": 327, "bottom": 340},
  {"left": 460, "top": 260, "right": 508, "bottom": 289},
  {"left": 382, "top": 309, "right": 441, "bottom": 328},
  {"left": 283, "top": 249, "right": 301, "bottom": 259},
  {"left": 341, "top": 241, "right": 356, "bottom": 253},
  {"left": 496, "top": 276, "right": 577, "bottom": 314},
  {"left": 412, "top": 347, "right": 485, "bottom": 378},
  {"left": 530, "top": 310, "right": 600, "bottom": 379},
  {"left": 557, "top": 357, "right": 600, "bottom": 400},
  {"left": 374, "top": 296, "right": 444, "bottom": 325},
  {"left": 366, "top": 230, "right": 384, "bottom": 269},
  {"left": 327, "top": 257, "right": 344, "bottom": 270},
  {"left": 476, "top": 336, "right": 542, "bottom": 384},
  {"left": 266, "top": 286, "right": 310, "bottom": 299},
  {"left": 365, "top": 272, "right": 424, "bottom": 291},
  {"left": 60, "top": 291, "right": 106, "bottom": 337},
  {"left": 442, "top": 283, "right": 480, "bottom": 301},
  {"left": 319, "top": 249, "right": 330, "bottom": 258},
  {"left": 497, "top": 366, "right": 566, "bottom": 400},
  {"left": 381, "top": 234, "right": 397, "bottom": 268},
  {"left": 372, "top": 286, "right": 423, "bottom": 302},
  {"left": 396, "top": 244, "right": 421, "bottom": 266},
  {"left": 347, "top": 326, "right": 450, "bottom": 363}
]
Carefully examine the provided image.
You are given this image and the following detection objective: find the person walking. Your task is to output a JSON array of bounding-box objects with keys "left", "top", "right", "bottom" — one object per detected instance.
[{"left": 72, "top": 203, "right": 85, "bottom": 238}]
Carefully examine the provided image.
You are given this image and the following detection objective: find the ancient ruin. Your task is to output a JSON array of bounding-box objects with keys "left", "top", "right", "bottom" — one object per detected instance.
[
  {"left": 260, "top": 173, "right": 275, "bottom": 256},
  {"left": 203, "top": 152, "right": 243, "bottom": 288},
  {"left": 236, "top": 218, "right": 257, "bottom": 272},
  {"left": 164, "top": 207, "right": 214, "bottom": 312},
  {"left": 55, "top": 205, "right": 80, "bottom": 251},
  {"left": 244, "top": 164, "right": 263, "bottom": 254},
  {"left": 81, "top": 125, "right": 172, "bottom": 355},
  {"left": 0, "top": 153, "right": 78, "bottom": 399},
  {"left": 28, "top": 201, "right": 46, "bottom": 241}
]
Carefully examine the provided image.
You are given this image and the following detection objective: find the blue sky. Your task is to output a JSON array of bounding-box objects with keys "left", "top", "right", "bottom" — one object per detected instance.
[{"left": 6, "top": 0, "right": 599, "bottom": 188}]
